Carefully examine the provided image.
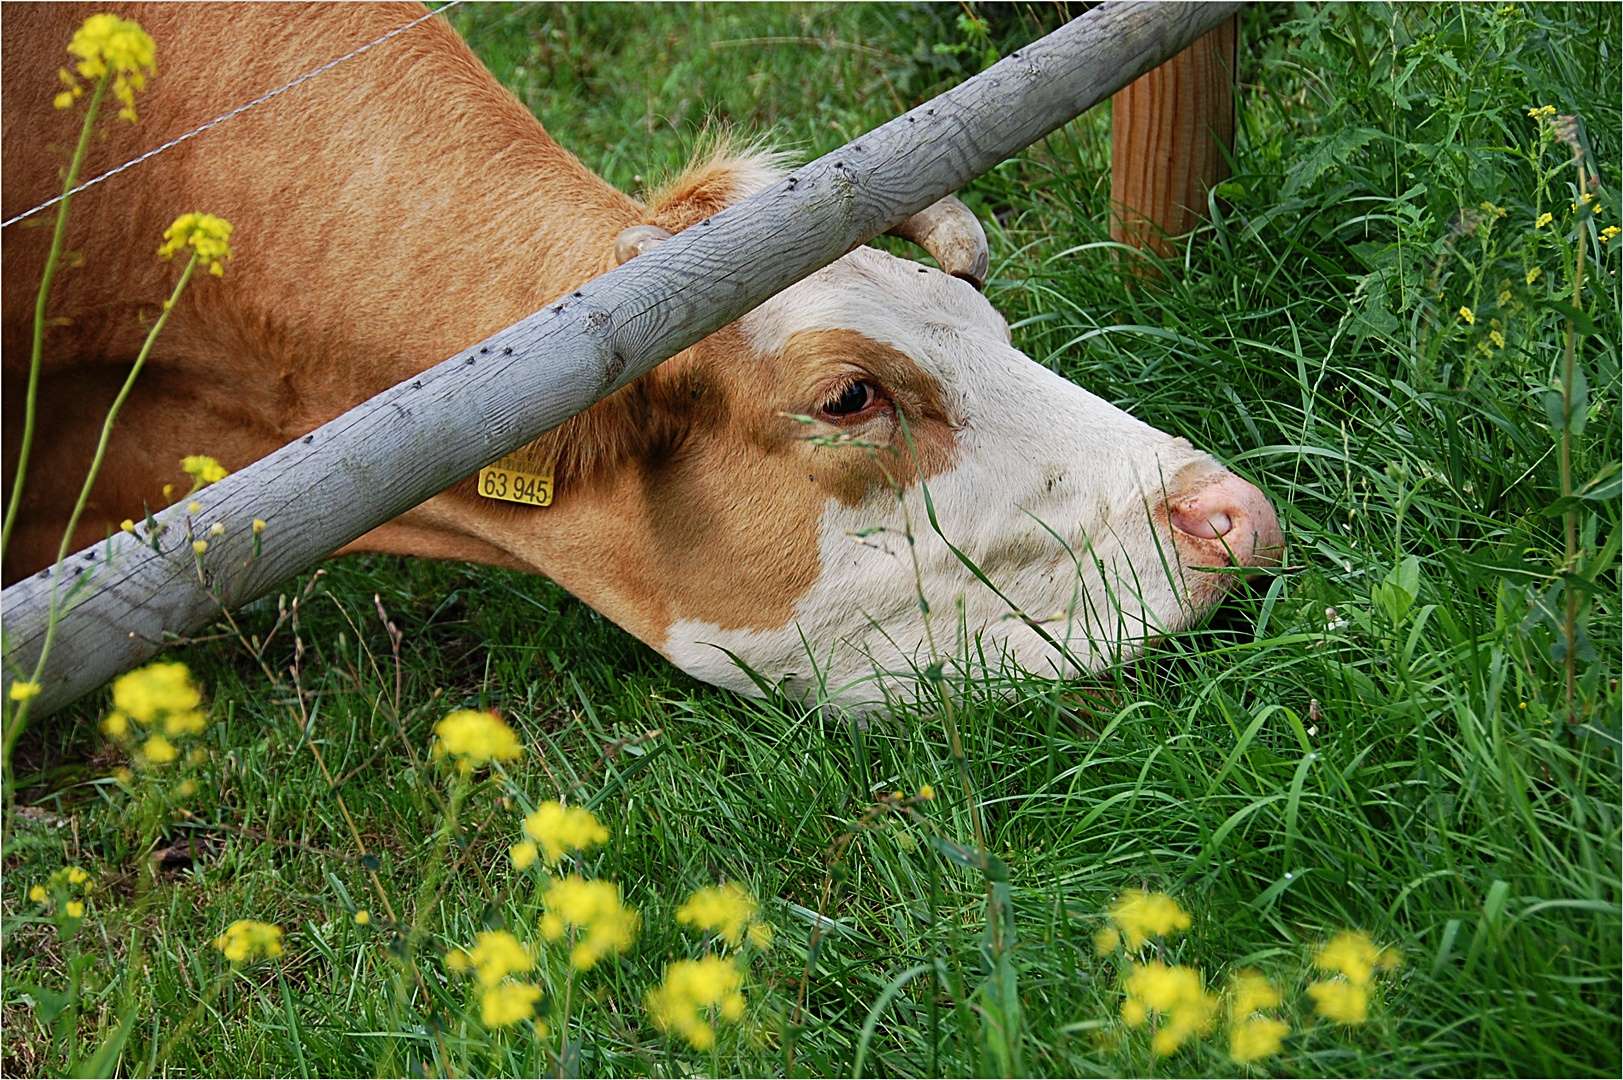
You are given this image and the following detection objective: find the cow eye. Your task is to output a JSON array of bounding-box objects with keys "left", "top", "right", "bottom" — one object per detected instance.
[{"left": 819, "top": 379, "right": 885, "bottom": 422}]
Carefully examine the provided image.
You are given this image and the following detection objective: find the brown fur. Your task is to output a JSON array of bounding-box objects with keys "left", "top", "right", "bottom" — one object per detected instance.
[{"left": 2, "top": 4, "right": 960, "bottom": 655}]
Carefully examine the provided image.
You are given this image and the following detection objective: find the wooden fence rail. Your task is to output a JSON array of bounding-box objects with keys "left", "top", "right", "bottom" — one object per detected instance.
[{"left": 2, "top": 1, "right": 1241, "bottom": 715}]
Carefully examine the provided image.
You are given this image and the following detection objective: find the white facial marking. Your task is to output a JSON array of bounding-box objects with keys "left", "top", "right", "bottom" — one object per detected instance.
[{"left": 666, "top": 247, "right": 1224, "bottom": 710}]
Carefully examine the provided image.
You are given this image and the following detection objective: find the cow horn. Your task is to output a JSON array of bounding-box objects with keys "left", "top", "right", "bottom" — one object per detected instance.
[
  {"left": 615, "top": 223, "right": 672, "bottom": 265},
  {"left": 888, "top": 195, "right": 989, "bottom": 289}
]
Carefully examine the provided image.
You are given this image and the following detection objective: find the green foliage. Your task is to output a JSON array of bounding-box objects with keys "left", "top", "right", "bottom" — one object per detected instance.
[{"left": 4, "top": 3, "right": 1619, "bottom": 1077}]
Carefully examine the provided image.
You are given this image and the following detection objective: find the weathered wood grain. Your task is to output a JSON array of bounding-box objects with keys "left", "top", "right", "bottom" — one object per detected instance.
[
  {"left": 1109, "top": 15, "right": 1238, "bottom": 257},
  {"left": 1, "top": 1, "right": 1242, "bottom": 716}
]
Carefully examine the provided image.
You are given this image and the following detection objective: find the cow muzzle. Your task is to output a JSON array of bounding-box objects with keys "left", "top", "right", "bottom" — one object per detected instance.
[{"left": 1163, "top": 465, "right": 1283, "bottom": 569}]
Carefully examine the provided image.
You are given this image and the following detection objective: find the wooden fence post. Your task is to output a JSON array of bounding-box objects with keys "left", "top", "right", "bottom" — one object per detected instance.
[{"left": 1109, "top": 15, "right": 1238, "bottom": 258}]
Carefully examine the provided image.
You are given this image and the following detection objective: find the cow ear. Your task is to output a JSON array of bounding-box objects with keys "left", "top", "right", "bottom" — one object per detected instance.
[
  {"left": 639, "top": 140, "right": 790, "bottom": 234},
  {"left": 615, "top": 224, "right": 671, "bottom": 265}
]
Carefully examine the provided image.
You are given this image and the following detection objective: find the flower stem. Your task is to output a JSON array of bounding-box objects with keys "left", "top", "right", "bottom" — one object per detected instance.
[
  {"left": 1, "top": 72, "right": 109, "bottom": 564},
  {"left": 1560, "top": 158, "right": 1587, "bottom": 727},
  {"left": 2, "top": 253, "right": 197, "bottom": 820}
]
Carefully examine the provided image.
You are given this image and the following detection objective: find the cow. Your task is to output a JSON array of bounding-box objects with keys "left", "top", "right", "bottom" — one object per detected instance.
[{"left": 2, "top": 3, "right": 1282, "bottom": 710}]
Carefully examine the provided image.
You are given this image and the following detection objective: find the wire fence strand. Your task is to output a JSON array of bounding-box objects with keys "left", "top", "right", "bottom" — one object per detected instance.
[{"left": 1, "top": 0, "right": 465, "bottom": 230}]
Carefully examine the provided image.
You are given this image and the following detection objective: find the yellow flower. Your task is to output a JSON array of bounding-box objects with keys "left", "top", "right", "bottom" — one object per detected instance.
[
  {"left": 101, "top": 711, "right": 130, "bottom": 739},
  {"left": 432, "top": 709, "right": 522, "bottom": 773},
  {"left": 1602, "top": 225, "right": 1621, "bottom": 243},
  {"left": 1226, "top": 969, "right": 1281, "bottom": 1018},
  {"left": 112, "top": 767, "right": 134, "bottom": 785},
  {"left": 181, "top": 454, "right": 229, "bottom": 487},
  {"left": 212, "top": 919, "right": 284, "bottom": 964},
  {"left": 1314, "top": 930, "right": 1399, "bottom": 986},
  {"left": 480, "top": 981, "right": 543, "bottom": 1027},
  {"left": 65, "top": 900, "right": 86, "bottom": 919},
  {"left": 446, "top": 930, "right": 532, "bottom": 988},
  {"left": 113, "top": 661, "right": 203, "bottom": 726},
  {"left": 1526, "top": 104, "right": 1556, "bottom": 120},
  {"left": 174, "top": 778, "right": 197, "bottom": 799},
  {"left": 1307, "top": 979, "right": 1368, "bottom": 1025},
  {"left": 191, "top": 540, "right": 208, "bottom": 557},
  {"left": 28, "top": 884, "right": 47, "bottom": 903},
  {"left": 510, "top": 841, "right": 540, "bottom": 870},
  {"left": 61, "top": 14, "right": 156, "bottom": 123},
  {"left": 141, "top": 734, "right": 178, "bottom": 765},
  {"left": 163, "top": 709, "right": 207, "bottom": 737},
  {"left": 1490, "top": 329, "right": 1506, "bottom": 349},
  {"left": 8, "top": 681, "right": 41, "bottom": 702},
  {"left": 186, "top": 501, "right": 202, "bottom": 514},
  {"left": 1121, "top": 961, "right": 1218, "bottom": 1055},
  {"left": 1092, "top": 926, "right": 1121, "bottom": 955},
  {"left": 1458, "top": 306, "right": 1475, "bottom": 325},
  {"left": 1229, "top": 1016, "right": 1289, "bottom": 1064},
  {"left": 354, "top": 910, "right": 370, "bottom": 926},
  {"left": 520, "top": 801, "right": 607, "bottom": 863},
  {"left": 208, "top": 522, "right": 225, "bottom": 536},
  {"left": 676, "top": 882, "right": 772, "bottom": 949},
  {"left": 1526, "top": 266, "right": 1542, "bottom": 285},
  {"left": 65, "top": 867, "right": 90, "bottom": 887},
  {"left": 538, "top": 875, "right": 637, "bottom": 970},
  {"left": 917, "top": 784, "right": 935, "bottom": 800},
  {"left": 646, "top": 955, "right": 747, "bottom": 1051},
  {"left": 252, "top": 518, "right": 267, "bottom": 534},
  {"left": 1104, "top": 889, "right": 1191, "bottom": 950},
  {"left": 120, "top": 519, "right": 136, "bottom": 533},
  {"left": 157, "top": 214, "right": 234, "bottom": 275},
  {"left": 1536, "top": 212, "right": 1553, "bottom": 229}
]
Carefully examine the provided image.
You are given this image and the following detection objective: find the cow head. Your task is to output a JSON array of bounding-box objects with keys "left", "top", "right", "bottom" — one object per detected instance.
[{"left": 481, "top": 148, "right": 1282, "bottom": 709}]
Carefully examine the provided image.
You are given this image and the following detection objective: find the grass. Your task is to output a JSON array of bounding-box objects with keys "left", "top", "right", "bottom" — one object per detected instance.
[{"left": 4, "top": 2, "right": 1620, "bottom": 1076}]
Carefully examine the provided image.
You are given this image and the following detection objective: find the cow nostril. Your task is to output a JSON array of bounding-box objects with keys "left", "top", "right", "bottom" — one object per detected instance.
[
  {"left": 1166, "top": 469, "right": 1283, "bottom": 567},
  {"left": 1170, "top": 505, "right": 1232, "bottom": 540}
]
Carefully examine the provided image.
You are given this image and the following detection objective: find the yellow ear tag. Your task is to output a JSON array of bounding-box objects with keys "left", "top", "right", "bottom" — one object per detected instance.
[{"left": 477, "top": 451, "right": 554, "bottom": 507}]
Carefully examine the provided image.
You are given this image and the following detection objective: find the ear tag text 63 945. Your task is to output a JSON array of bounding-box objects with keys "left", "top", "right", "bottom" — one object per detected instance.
[{"left": 477, "top": 451, "right": 554, "bottom": 507}]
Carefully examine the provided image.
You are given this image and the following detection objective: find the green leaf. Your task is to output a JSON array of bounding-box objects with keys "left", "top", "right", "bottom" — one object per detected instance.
[
  {"left": 1283, "top": 127, "right": 1381, "bottom": 197},
  {"left": 15, "top": 982, "right": 69, "bottom": 1024}
]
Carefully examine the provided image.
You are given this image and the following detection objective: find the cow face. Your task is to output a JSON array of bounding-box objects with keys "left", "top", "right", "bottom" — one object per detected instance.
[
  {"left": 644, "top": 245, "right": 1281, "bottom": 706},
  {"left": 473, "top": 150, "right": 1280, "bottom": 710}
]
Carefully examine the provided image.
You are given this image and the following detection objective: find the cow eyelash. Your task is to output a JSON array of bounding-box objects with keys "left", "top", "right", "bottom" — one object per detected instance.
[{"left": 816, "top": 378, "right": 890, "bottom": 424}]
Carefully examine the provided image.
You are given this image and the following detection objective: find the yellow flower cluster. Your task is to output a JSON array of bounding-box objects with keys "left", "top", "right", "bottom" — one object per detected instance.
[
  {"left": 9, "top": 680, "right": 41, "bottom": 703},
  {"left": 539, "top": 875, "right": 639, "bottom": 970},
  {"left": 1096, "top": 891, "right": 1405, "bottom": 1063},
  {"left": 444, "top": 930, "right": 545, "bottom": 1029},
  {"left": 1226, "top": 969, "right": 1289, "bottom": 1064},
  {"left": 1526, "top": 104, "right": 1557, "bottom": 121},
  {"left": 1093, "top": 889, "right": 1192, "bottom": 953},
  {"left": 676, "top": 883, "right": 773, "bottom": 950},
  {"left": 100, "top": 661, "right": 207, "bottom": 767},
  {"left": 181, "top": 454, "right": 228, "bottom": 488},
  {"left": 29, "top": 865, "right": 95, "bottom": 920},
  {"left": 213, "top": 919, "right": 284, "bottom": 964},
  {"left": 1458, "top": 305, "right": 1475, "bottom": 325},
  {"left": 1121, "top": 960, "right": 1219, "bottom": 1056},
  {"left": 646, "top": 955, "right": 747, "bottom": 1051},
  {"left": 481, "top": 981, "right": 544, "bottom": 1028},
  {"left": 1602, "top": 225, "right": 1621, "bottom": 243},
  {"left": 432, "top": 708, "right": 522, "bottom": 774},
  {"left": 1306, "top": 930, "right": 1402, "bottom": 1025},
  {"left": 157, "top": 213, "right": 235, "bottom": 276},
  {"left": 511, "top": 801, "right": 607, "bottom": 867},
  {"left": 56, "top": 14, "right": 155, "bottom": 121}
]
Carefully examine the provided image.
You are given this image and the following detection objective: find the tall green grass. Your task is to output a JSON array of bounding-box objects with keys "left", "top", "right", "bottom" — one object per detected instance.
[{"left": 5, "top": 3, "right": 1618, "bottom": 1076}]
